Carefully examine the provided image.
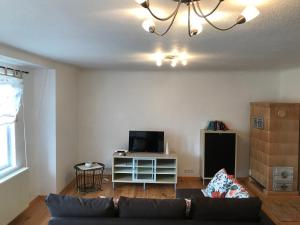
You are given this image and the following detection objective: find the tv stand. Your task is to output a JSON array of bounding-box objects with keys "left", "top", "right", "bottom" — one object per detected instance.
[{"left": 112, "top": 152, "right": 177, "bottom": 190}]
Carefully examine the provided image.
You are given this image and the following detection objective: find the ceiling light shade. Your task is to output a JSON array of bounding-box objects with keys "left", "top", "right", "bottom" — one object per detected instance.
[
  {"left": 135, "top": 0, "right": 261, "bottom": 37},
  {"left": 135, "top": 0, "right": 149, "bottom": 8},
  {"left": 190, "top": 23, "right": 203, "bottom": 36},
  {"left": 241, "top": 6, "right": 260, "bottom": 22},
  {"left": 142, "top": 19, "right": 155, "bottom": 33},
  {"left": 153, "top": 51, "right": 189, "bottom": 67}
]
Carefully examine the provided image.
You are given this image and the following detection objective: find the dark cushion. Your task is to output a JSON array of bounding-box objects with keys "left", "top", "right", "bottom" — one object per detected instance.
[
  {"left": 45, "top": 194, "right": 115, "bottom": 217},
  {"left": 191, "top": 197, "right": 262, "bottom": 222},
  {"left": 176, "top": 188, "right": 205, "bottom": 199},
  {"left": 118, "top": 196, "right": 186, "bottom": 219}
]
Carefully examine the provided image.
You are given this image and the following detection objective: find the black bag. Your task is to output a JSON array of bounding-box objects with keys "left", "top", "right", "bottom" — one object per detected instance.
[{"left": 207, "top": 121, "right": 229, "bottom": 131}]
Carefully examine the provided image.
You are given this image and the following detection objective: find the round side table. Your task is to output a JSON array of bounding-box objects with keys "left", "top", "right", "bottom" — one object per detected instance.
[{"left": 74, "top": 162, "right": 105, "bottom": 193}]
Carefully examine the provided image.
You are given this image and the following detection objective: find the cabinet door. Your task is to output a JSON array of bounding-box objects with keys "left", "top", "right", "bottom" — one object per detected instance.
[{"left": 204, "top": 133, "right": 236, "bottom": 177}]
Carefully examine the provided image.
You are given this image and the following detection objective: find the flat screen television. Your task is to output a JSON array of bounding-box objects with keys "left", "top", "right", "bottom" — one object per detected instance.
[{"left": 129, "top": 131, "right": 164, "bottom": 153}]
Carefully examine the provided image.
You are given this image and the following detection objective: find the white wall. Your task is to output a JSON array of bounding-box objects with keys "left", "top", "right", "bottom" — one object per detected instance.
[
  {"left": 0, "top": 69, "right": 56, "bottom": 225},
  {"left": 78, "top": 70, "right": 280, "bottom": 177},
  {"left": 280, "top": 67, "right": 300, "bottom": 101},
  {"left": 0, "top": 44, "right": 79, "bottom": 194},
  {"left": 24, "top": 69, "right": 56, "bottom": 197},
  {"left": 0, "top": 170, "right": 29, "bottom": 225},
  {"left": 56, "top": 67, "right": 78, "bottom": 192},
  {"left": 0, "top": 44, "right": 79, "bottom": 225}
]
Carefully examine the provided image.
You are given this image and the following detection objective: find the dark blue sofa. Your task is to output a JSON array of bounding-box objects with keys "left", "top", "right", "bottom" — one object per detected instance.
[{"left": 46, "top": 193, "right": 275, "bottom": 225}]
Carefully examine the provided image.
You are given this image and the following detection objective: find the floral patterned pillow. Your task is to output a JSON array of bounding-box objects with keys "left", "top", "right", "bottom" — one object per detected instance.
[
  {"left": 205, "top": 169, "right": 233, "bottom": 198},
  {"left": 225, "top": 180, "right": 250, "bottom": 198}
]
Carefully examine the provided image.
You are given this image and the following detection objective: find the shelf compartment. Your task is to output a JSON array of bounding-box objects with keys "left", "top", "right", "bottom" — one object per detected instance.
[
  {"left": 114, "top": 168, "right": 133, "bottom": 174},
  {"left": 156, "top": 168, "right": 176, "bottom": 174},
  {"left": 135, "top": 159, "right": 154, "bottom": 168},
  {"left": 114, "top": 158, "right": 133, "bottom": 167},
  {"left": 156, "top": 159, "right": 176, "bottom": 168},
  {"left": 134, "top": 174, "right": 154, "bottom": 181},
  {"left": 137, "top": 167, "right": 153, "bottom": 174},
  {"left": 113, "top": 174, "right": 133, "bottom": 182},
  {"left": 156, "top": 174, "right": 176, "bottom": 183}
]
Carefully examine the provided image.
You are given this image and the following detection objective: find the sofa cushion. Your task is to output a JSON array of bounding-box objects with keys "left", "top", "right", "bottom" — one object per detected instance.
[
  {"left": 45, "top": 194, "right": 115, "bottom": 217},
  {"left": 118, "top": 196, "right": 186, "bottom": 219},
  {"left": 191, "top": 197, "right": 262, "bottom": 222},
  {"left": 205, "top": 169, "right": 233, "bottom": 198}
]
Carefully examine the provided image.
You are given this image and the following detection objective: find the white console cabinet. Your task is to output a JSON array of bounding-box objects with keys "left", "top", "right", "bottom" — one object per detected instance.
[{"left": 112, "top": 153, "right": 177, "bottom": 190}]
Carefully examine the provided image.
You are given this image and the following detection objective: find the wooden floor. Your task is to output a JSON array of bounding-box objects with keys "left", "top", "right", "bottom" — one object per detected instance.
[
  {"left": 246, "top": 180, "right": 300, "bottom": 225},
  {"left": 8, "top": 176, "right": 300, "bottom": 225}
]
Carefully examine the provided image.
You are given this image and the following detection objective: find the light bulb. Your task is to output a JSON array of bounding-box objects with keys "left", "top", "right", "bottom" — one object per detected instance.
[
  {"left": 156, "top": 60, "right": 162, "bottom": 67},
  {"left": 181, "top": 60, "right": 188, "bottom": 66},
  {"left": 241, "top": 6, "right": 260, "bottom": 22},
  {"left": 171, "top": 60, "right": 177, "bottom": 68},
  {"left": 142, "top": 19, "right": 155, "bottom": 33},
  {"left": 190, "top": 23, "right": 203, "bottom": 36},
  {"left": 135, "top": 0, "right": 149, "bottom": 8},
  {"left": 135, "top": 0, "right": 145, "bottom": 3}
]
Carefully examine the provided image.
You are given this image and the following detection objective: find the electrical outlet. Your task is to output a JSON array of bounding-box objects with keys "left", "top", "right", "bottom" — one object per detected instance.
[{"left": 184, "top": 169, "right": 194, "bottom": 174}]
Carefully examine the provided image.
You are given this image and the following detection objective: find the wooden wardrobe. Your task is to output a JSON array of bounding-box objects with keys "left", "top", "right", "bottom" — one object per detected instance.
[{"left": 250, "top": 102, "right": 300, "bottom": 193}]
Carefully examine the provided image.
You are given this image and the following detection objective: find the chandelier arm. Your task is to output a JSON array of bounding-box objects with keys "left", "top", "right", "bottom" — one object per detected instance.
[
  {"left": 188, "top": 3, "right": 193, "bottom": 37},
  {"left": 147, "top": 0, "right": 182, "bottom": 21},
  {"left": 192, "top": 0, "right": 222, "bottom": 18},
  {"left": 193, "top": 1, "right": 238, "bottom": 31},
  {"left": 153, "top": 2, "right": 181, "bottom": 36}
]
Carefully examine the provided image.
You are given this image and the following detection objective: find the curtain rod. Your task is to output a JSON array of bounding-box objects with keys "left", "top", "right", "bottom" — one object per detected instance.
[{"left": 0, "top": 66, "right": 29, "bottom": 79}]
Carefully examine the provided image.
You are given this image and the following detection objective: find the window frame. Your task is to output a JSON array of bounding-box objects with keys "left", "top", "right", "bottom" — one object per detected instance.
[{"left": 0, "top": 123, "right": 16, "bottom": 173}]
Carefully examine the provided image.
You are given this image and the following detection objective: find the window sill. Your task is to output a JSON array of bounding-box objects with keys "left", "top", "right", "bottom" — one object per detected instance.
[{"left": 0, "top": 167, "right": 29, "bottom": 184}]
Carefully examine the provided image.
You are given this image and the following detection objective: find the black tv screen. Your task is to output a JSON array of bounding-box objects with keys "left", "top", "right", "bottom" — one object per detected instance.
[{"left": 129, "top": 131, "right": 164, "bottom": 153}]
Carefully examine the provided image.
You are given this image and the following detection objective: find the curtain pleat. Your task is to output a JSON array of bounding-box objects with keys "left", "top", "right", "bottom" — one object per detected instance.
[{"left": 0, "top": 75, "right": 23, "bottom": 125}]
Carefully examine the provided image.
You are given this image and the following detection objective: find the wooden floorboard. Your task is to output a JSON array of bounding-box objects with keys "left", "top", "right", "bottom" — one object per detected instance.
[
  {"left": 8, "top": 176, "right": 300, "bottom": 225},
  {"left": 244, "top": 179, "right": 300, "bottom": 225}
]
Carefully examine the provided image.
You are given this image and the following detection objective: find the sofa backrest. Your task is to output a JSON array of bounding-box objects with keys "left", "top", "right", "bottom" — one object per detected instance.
[
  {"left": 117, "top": 196, "right": 187, "bottom": 219},
  {"left": 191, "top": 197, "right": 262, "bottom": 222},
  {"left": 45, "top": 194, "right": 115, "bottom": 217},
  {"left": 45, "top": 194, "right": 266, "bottom": 224}
]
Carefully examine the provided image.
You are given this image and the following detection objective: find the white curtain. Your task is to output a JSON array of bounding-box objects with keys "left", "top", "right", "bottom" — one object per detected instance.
[{"left": 0, "top": 75, "right": 23, "bottom": 125}]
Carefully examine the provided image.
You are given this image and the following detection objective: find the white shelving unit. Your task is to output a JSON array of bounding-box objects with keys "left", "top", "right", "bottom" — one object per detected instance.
[{"left": 112, "top": 153, "right": 177, "bottom": 190}]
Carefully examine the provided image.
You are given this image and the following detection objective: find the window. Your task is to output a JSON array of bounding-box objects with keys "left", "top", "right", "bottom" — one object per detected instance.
[
  {"left": 0, "top": 123, "right": 16, "bottom": 171},
  {"left": 0, "top": 71, "right": 24, "bottom": 180}
]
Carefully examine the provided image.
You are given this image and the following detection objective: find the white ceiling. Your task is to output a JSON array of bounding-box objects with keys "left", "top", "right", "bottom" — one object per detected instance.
[{"left": 0, "top": 0, "right": 299, "bottom": 70}]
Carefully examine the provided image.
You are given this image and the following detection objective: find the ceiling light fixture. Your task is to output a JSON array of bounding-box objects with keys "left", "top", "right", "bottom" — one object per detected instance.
[
  {"left": 135, "top": 0, "right": 260, "bottom": 37},
  {"left": 154, "top": 51, "right": 189, "bottom": 67}
]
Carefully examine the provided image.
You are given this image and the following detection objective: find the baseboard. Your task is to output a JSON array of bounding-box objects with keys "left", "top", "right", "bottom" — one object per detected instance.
[{"left": 29, "top": 195, "right": 46, "bottom": 206}]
